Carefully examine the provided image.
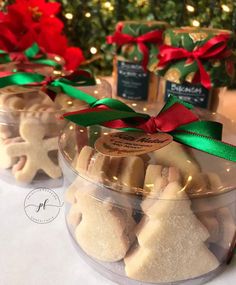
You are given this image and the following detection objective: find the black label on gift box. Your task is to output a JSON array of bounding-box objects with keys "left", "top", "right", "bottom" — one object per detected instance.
[
  {"left": 117, "top": 61, "right": 149, "bottom": 101},
  {"left": 165, "top": 81, "right": 211, "bottom": 108}
]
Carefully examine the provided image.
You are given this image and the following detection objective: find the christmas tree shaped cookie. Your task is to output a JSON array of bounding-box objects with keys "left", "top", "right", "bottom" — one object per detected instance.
[
  {"left": 66, "top": 146, "right": 137, "bottom": 261},
  {"left": 124, "top": 181, "right": 220, "bottom": 283}
]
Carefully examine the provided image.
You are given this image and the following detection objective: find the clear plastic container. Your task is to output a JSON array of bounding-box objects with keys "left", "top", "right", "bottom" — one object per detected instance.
[
  {"left": 0, "top": 78, "right": 111, "bottom": 187},
  {"left": 54, "top": 77, "right": 112, "bottom": 110},
  {"left": 59, "top": 104, "right": 236, "bottom": 285},
  {"left": 0, "top": 86, "right": 64, "bottom": 187}
]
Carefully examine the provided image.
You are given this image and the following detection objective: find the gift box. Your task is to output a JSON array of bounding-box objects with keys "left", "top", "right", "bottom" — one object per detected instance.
[
  {"left": 107, "top": 21, "right": 168, "bottom": 102},
  {"left": 156, "top": 27, "right": 236, "bottom": 109},
  {"left": 59, "top": 98, "right": 236, "bottom": 285}
]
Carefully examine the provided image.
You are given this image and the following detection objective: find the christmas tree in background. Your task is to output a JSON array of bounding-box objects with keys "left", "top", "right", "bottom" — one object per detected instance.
[
  {"left": 57, "top": 0, "right": 236, "bottom": 74},
  {"left": 1, "top": 0, "right": 236, "bottom": 74}
]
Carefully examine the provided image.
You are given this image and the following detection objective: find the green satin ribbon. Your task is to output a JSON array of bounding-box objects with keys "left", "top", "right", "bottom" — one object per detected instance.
[
  {"left": 64, "top": 95, "right": 236, "bottom": 162},
  {"left": 0, "top": 71, "right": 97, "bottom": 100},
  {"left": 0, "top": 50, "right": 11, "bottom": 64},
  {"left": 0, "top": 43, "right": 61, "bottom": 69},
  {"left": 0, "top": 72, "right": 45, "bottom": 87},
  {"left": 0, "top": 71, "right": 234, "bottom": 162}
]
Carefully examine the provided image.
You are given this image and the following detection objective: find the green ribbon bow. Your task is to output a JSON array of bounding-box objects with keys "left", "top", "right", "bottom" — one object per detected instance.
[
  {"left": 0, "top": 70, "right": 235, "bottom": 162},
  {"left": 63, "top": 95, "right": 236, "bottom": 162},
  {"left": 0, "top": 70, "right": 96, "bottom": 100},
  {"left": 0, "top": 43, "right": 61, "bottom": 69}
]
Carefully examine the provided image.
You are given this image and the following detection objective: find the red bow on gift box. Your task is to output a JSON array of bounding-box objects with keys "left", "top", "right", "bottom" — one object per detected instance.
[
  {"left": 107, "top": 27, "right": 163, "bottom": 71},
  {"left": 157, "top": 33, "right": 232, "bottom": 89}
]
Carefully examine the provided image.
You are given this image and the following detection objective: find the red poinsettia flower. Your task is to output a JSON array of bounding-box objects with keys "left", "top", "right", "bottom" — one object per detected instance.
[
  {"left": 36, "top": 28, "right": 68, "bottom": 56},
  {"left": 0, "top": 23, "right": 18, "bottom": 51},
  {"left": 0, "top": 0, "right": 85, "bottom": 70},
  {"left": 64, "top": 47, "right": 85, "bottom": 71},
  {"left": 8, "top": 0, "right": 60, "bottom": 22},
  {"left": 16, "top": 17, "right": 64, "bottom": 51},
  {"left": 6, "top": 0, "right": 62, "bottom": 32}
]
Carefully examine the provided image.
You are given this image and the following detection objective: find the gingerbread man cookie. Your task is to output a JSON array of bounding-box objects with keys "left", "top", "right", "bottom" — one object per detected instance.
[
  {"left": 6, "top": 118, "right": 62, "bottom": 183},
  {"left": 0, "top": 137, "right": 23, "bottom": 169},
  {"left": 21, "top": 101, "right": 64, "bottom": 138}
]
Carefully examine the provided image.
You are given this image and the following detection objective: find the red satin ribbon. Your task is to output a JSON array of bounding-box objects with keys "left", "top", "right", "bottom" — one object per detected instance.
[
  {"left": 67, "top": 102, "right": 199, "bottom": 133},
  {"left": 10, "top": 52, "right": 28, "bottom": 63},
  {"left": 158, "top": 33, "right": 231, "bottom": 89},
  {"left": 139, "top": 103, "right": 198, "bottom": 132},
  {"left": 107, "top": 29, "right": 163, "bottom": 70}
]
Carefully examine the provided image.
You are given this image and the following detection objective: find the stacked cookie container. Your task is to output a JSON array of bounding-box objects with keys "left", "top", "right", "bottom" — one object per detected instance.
[
  {"left": 0, "top": 43, "right": 63, "bottom": 76},
  {"left": 0, "top": 71, "right": 111, "bottom": 187},
  {"left": 59, "top": 97, "right": 236, "bottom": 285}
]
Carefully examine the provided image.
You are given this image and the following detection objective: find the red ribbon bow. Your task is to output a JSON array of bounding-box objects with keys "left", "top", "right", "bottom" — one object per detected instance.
[
  {"left": 107, "top": 27, "right": 163, "bottom": 70},
  {"left": 139, "top": 103, "right": 198, "bottom": 132},
  {"left": 78, "top": 102, "right": 198, "bottom": 133},
  {"left": 157, "top": 33, "right": 231, "bottom": 89}
]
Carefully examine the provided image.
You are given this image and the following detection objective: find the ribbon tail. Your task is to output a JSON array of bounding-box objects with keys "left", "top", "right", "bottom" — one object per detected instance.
[
  {"left": 172, "top": 130, "right": 236, "bottom": 162},
  {"left": 160, "top": 95, "right": 194, "bottom": 113},
  {"left": 0, "top": 72, "right": 45, "bottom": 88},
  {"left": 196, "top": 58, "right": 212, "bottom": 89},
  {"left": 31, "top": 58, "right": 61, "bottom": 69},
  {"left": 49, "top": 81, "right": 98, "bottom": 106},
  {"left": 177, "top": 121, "right": 223, "bottom": 140},
  {"left": 63, "top": 108, "right": 148, "bottom": 127},
  {"left": 92, "top": 97, "right": 137, "bottom": 112}
]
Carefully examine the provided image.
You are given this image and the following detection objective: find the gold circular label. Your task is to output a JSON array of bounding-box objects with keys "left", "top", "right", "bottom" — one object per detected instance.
[{"left": 95, "top": 131, "right": 173, "bottom": 157}]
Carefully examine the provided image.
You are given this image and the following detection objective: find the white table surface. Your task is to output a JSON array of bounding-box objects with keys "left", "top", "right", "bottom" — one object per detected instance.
[{"left": 0, "top": 180, "right": 235, "bottom": 285}]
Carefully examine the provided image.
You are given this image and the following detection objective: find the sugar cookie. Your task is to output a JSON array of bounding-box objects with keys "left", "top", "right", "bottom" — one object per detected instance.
[
  {"left": 142, "top": 166, "right": 181, "bottom": 212},
  {"left": 64, "top": 177, "right": 80, "bottom": 204},
  {"left": 67, "top": 202, "right": 82, "bottom": 228},
  {"left": 0, "top": 137, "right": 23, "bottom": 169},
  {"left": 118, "top": 156, "right": 145, "bottom": 191},
  {"left": 216, "top": 207, "right": 236, "bottom": 250},
  {"left": 6, "top": 118, "right": 61, "bottom": 183},
  {"left": 74, "top": 187, "right": 135, "bottom": 262},
  {"left": 153, "top": 141, "right": 205, "bottom": 192},
  {"left": 74, "top": 146, "right": 145, "bottom": 192},
  {"left": 125, "top": 181, "right": 219, "bottom": 283},
  {"left": 75, "top": 145, "right": 95, "bottom": 173}
]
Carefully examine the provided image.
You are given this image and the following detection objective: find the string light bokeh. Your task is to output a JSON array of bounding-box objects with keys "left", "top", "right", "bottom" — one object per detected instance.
[{"left": 56, "top": 0, "right": 236, "bottom": 74}]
